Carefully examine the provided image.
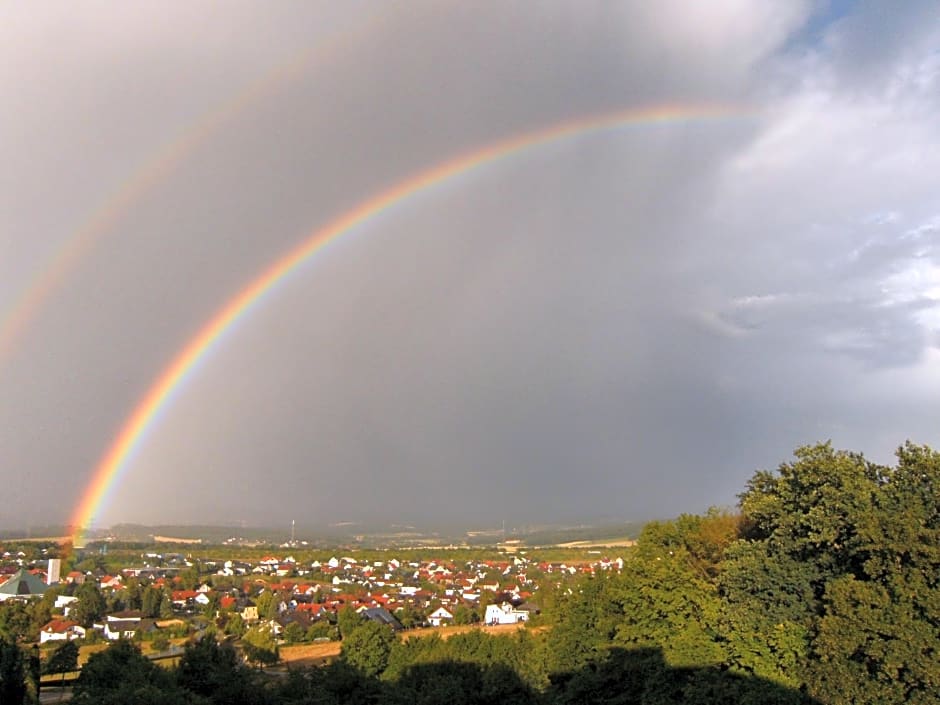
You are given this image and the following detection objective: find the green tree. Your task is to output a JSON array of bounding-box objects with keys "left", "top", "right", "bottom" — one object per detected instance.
[
  {"left": 543, "top": 574, "right": 620, "bottom": 675},
  {"left": 305, "top": 620, "right": 336, "bottom": 642},
  {"left": 396, "top": 603, "right": 423, "bottom": 630},
  {"left": 0, "top": 637, "right": 27, "bottom": 705},
  {"left": 337, "top": 606, "right": 364, "bottom": 639},
  {"left": 726, "top": 441, "right": 940, "bottom": 702},
  {"left": 178, "top": 635, "right": 263, "bottom": 704},
  {"left": 382, "top": 632, "right": 445, "bottom": 681},
  {"left": 241, "top": 626, "right": 279, "bottom": 669},
  {"left": 43, "top": 639, "right": 79, "bottom": 692},
  {"left": 71, "top": 583, "right": 106, "bottom": 627},
  {"left": 159, "top": 588, "right": 174, "bottom": 619},
  {"left": 26, "top": 643, "right": 40, "bottom": 704},
  {"left": 0, "top": 601, "right": 32, "bottom": 642},
  {"left": 29, "top": 591, "right": 57, "bottom": 638},
  {"left": 737, "top": 442, "right": 883, "bottom": 578},
  {"left": 719, "top": 542, "right": 816, "bottom": 687},
  {"left": 453, "top": 604, "right": 479, "bottom": 625},
  {"left": 224, "top": 612, "right": 247, "bottom": 638},
  {"left": 140, "top": 585, "right": 163, "bottom": 618},
  {"left": 283, "top": 621, "right": 305, "bottom": 644},
  {"left": 610, "top": 551, "right": 725, "bottom": 669},
  {"left": 807, "top": 443, "right": 940, "bottom": 704},
  {"left": 124, "top": 578, "right": 142, "bottom": 611},
  {"left": 253, "top": 590, "right": 277, "bottom": 620},
  {"left": 178, "top": 567, "right": 200, "bottom": 591},
  {"left": 72, "top": 639, "right": 191, "bottom": 705},
  {"left": 150, "top": 632, "right": 170, "bottom": 652},
  {"left": 340, "top": 620, "right": 395, "bottom": 678}
]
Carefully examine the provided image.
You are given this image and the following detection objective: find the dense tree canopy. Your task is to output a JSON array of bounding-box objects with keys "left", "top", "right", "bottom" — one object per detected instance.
[
  {"left": 43, "top": 639, "right": 78, "bottom": 689},
  {"left": 341, "top": 620, "right": 396, "bottom": 678},
  {"left": 726, "top": 442, "right": 940, "bottom": 703},
  {"left": 72, "top": 639, "right": 195, "bottom": 705},
  {"left": 0, "top": 636, "right": 27, "bottom": 705},
  {"left": 71, "top": 582, "right": 107, "bottom": 627}
]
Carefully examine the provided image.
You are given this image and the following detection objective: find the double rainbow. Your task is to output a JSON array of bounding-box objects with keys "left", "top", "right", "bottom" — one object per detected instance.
[{"left": 69, "top": 103, "right": 750, "bottom": 545}]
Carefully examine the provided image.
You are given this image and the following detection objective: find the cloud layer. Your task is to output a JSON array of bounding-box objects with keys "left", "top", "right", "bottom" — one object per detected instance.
[{"left": 2, "top": 2, "right": 938, "bottom": 530}]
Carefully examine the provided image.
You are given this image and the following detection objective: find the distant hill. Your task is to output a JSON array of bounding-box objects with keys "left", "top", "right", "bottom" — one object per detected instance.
[{"left": 99, "top": 520, "right": 646, "bottom": 548}]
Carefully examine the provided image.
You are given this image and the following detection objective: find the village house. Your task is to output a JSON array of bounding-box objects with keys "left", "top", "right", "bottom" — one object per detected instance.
[
  {"left": 241, "top": 603, "right": 259, "bottom": 623},
  {"left": 65, "top": 571, "right": 85, "bottom": 585},
  {"left": 39, "top": 619, "right": 86, "bottom": 644},
  {"left": 98, "top": 574, "right": 123, "bottom": 589},
  {"left": 427, "top": 606, "right": 454, "bottom": 627},
  {"left": 484, "top": 602, "right": 531, "bottom": 625},
  {"left": 358, "top": 606, "right": 404, "bottom": 631},
  {"left": 172, "top": 590, "right": 200, "bottom": 609}
]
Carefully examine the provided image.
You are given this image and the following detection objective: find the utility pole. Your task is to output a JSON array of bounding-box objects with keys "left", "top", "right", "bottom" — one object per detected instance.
[{"left": 291, "top": 519, "right": 295, "bottom": 544}]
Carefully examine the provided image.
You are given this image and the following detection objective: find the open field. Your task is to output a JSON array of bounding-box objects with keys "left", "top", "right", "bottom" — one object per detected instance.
[
  {"left": 556, "top": 537, "right": 637, "bottom": 548},
  {"left": 277, "top": 641, "right": 341, "bottom": 666},
  {"left": 77, "top": 643, "right": 109, "bottom": 665}
]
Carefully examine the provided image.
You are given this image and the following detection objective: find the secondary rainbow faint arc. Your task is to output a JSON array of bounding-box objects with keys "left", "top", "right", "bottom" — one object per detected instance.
[
  {"left": 0, "top": 7, "right": 390, "bottom": 378},
  {"left": 70, "top": 102, "right": 750, "bottom": 544}
]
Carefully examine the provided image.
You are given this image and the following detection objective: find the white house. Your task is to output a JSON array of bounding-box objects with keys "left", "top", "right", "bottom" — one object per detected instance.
[
  {"left": 484, "top": 602, "right": 529, "bottom": 625},
  {"left": 55, "top": 594, "right": 79, "bottom": 616},
  {"left": 39, "top": 619, "right": 85, "bottom": 644},
  {"left": 101, "top": 620, "right": 139, "bottom": 640},
  {"left": 96, "top": 611, "right": 146, "bottom": 640},
  {"left": 427, "top": 607, "right": 454, "bottom": 627}
]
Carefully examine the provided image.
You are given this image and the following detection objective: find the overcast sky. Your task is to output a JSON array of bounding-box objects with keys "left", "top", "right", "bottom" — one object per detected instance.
[{"left": 2, "top": 1, "right": 939, "bottom": 532}]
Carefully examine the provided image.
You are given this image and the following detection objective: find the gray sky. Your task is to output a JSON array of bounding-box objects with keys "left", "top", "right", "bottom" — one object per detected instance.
[{"left": 2, "top": 1, "right": 939, "bottom": 530}]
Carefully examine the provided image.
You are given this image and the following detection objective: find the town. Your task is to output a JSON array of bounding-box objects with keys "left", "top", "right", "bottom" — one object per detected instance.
[{"left": 0, "top": 538, "right": 627, "bottom": 675}]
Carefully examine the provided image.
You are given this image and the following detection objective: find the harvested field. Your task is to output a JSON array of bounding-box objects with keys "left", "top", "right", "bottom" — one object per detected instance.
[
  {"left": 556, "top": 538, "right": 636, "bottom": 548},
  {"left": 278, "top": 641, "right": 342, "bottom": 666}
]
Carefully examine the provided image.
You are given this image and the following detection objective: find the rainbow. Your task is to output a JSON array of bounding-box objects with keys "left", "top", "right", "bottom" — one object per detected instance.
[
  {"left": 70, "top": 102, "right": 751, "bottom": 544},
  {"left": 0, "top": 8, "right": 390, "bottom": 378}
]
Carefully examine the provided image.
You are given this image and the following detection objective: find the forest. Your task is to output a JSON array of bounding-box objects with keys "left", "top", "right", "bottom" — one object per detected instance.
[{"left": 1, "top": 441, "right": 938, "bottom": 704}]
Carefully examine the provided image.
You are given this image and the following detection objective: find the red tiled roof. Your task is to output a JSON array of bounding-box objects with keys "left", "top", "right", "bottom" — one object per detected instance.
[{"left": 42, "top": 619, "right": 79, "bottom": 634}]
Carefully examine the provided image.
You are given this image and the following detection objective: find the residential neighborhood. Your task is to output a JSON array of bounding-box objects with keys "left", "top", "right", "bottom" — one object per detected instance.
[{"left": 0, "top": 541, "right": 625, "bottom": 660}]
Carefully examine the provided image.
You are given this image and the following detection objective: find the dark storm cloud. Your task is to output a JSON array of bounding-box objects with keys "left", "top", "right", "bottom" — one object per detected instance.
[{"left": 1, "top": 2, "right": 938, "bottom": 530}]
